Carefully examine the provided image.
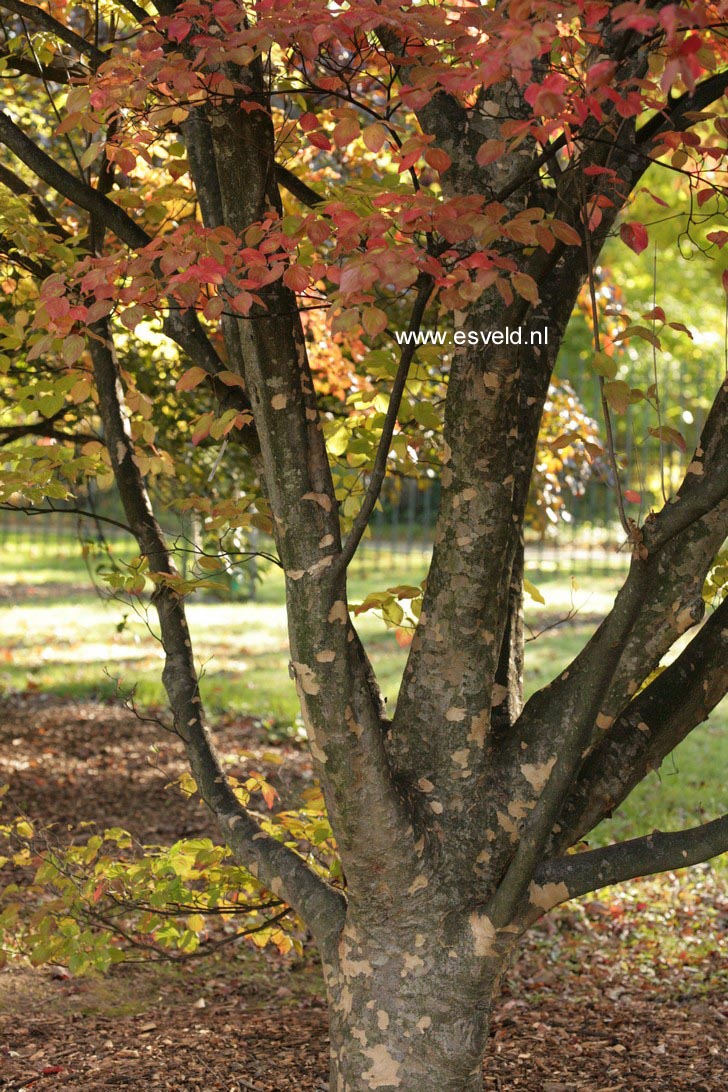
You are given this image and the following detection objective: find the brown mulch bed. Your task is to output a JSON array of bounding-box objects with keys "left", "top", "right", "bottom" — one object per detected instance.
[{"left": 1, "top": 695, "right": 727, "bottom": 1090}]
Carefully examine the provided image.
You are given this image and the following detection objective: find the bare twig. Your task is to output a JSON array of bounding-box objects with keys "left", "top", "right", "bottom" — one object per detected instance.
[{"left": 333, "top": 274, "right": 434, "bottom": 575}]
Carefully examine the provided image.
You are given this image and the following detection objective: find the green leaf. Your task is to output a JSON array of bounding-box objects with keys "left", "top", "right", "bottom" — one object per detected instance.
[{"left": 591, "top": 351, "right": 617, "bottom": 379}]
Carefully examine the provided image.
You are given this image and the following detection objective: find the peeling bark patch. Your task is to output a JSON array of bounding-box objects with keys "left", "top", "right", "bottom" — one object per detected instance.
[
  {"left": 340, "top": 986, "right": 353, "bottom": 1018},
  {"left": 376, "top": 1010, "right": 389, "bottom": 1031},
  {"left": 315, "top": 649, "right": 336, "bottom": 663},
  {"left": 407, "top": 875, "right": 428, "bottom": 895},
  {"left": 328, "top": 601, "right": 348, "bottom": 624},
  {"left": 468, "top": 711, "right": 488, "bottom": 746},
  {"left": 528, "top": 880, "right": 570, "bottom": 911},
  {"left": 596, "top": 712, "right": 614, "bottom": 731},
  {"left": 270, "top": 393, "right": 288, "bottom": 410},
  {"left": 319, "top": 534, "right": 335, "bottom": 548},
  {"left": 497, "top": 810, "right": 519, "bottom": 840},
  {"left": 417, "top": 777, "right": 434, "bottom": 793},
  {"left": 469, "top": 911, "right": 497, "bottom": 957},
  {"left": 417, "top": 1016, "right": 432, "bottom": 1032},
  {"left": 491, "top": 684, "right": 508, "bottom": 707},
  {"left": 291, "top": 662, "right": 320, "bottom": 695},
  {"left": 302, "top": 491, "right": 332, "bottom": 511},
  {"left": 520, "top": 756, "right": 556, "bottom": 793},
  {"left": 445, "top": 707, "right": 467, "bottom": 722},
  {"left": 362, "top": 1044, "right": 402, "bottom": 1089}
]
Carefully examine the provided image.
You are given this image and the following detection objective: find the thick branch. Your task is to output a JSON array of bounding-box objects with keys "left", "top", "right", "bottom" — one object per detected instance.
[
  {"left": 0, "top": 109, "right": 148, "bottom": 247},
  {"left": 0, "top": 48, "right": 84, "bottom": 83},
  {"left": 642, "top": 376, "right": 728, "bottom": 552},
  {"left": 0, "top": 416, "right": 97, "bottom": 446},
  {"left": 488, "top": 375, "right": 728, "bottom": 920},
  {"left": 275, "top": 163, "right": 324, "bottom": 209},
  {"left": 553, "top": 594, "right": 728, "bottom": 850},
  {"left": 87, "top": 316, "right": 345, "bottom": 955},
  {"left": 533, "top": 815, "right": 728, "bottom": 907},
  {"left": 0, "top": 161, "right": 71, "bottom": 240},
  {"left": 637, "top": 69, "right": 728, "bottom": 145}
]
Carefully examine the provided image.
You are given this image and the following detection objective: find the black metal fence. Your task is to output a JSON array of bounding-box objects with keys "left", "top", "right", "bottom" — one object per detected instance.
[{"left": 1, "top": 352, "right": 721, "bottom": 591}]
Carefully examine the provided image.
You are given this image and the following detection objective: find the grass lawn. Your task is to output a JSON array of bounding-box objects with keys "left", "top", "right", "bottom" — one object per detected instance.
[{"left": 0, "top": 538, "right": 725, "bottom": 855}]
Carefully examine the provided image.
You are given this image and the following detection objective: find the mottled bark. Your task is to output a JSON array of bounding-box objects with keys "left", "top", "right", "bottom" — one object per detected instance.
[{"left": 325, "top": 897, "right": 516, "bottom": 1092}]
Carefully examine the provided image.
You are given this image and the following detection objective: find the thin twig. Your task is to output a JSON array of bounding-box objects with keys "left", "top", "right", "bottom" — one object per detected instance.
[
  {"left": 579, "top": 172, "right": 631, "bottom": 538},
  {"left": 652, "top": 243, "right": 667, "bottom": 503},
  {"left": 332, "top": 274, "right": 434, "bottom": 575}
]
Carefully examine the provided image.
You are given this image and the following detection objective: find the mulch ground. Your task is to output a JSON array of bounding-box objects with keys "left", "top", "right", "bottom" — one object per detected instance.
[{"left": 1, "top": 694, "right": 727, "bottom": 1091}]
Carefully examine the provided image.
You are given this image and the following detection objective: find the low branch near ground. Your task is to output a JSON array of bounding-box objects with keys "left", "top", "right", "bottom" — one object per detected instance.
[
  {"left": 86, "top": 314, "right": 346, "bottom": 958},
  {"left": 488, "top": 382, "right": 728, "bottom": 925}
]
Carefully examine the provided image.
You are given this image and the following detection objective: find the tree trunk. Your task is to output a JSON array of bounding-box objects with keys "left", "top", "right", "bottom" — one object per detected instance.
[{"left": 324, "top": 910, "right": 510, "bottom": 1092}]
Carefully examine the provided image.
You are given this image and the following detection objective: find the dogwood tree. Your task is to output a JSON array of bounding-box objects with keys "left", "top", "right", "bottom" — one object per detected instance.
[{"left": 1, "top": 1, "right": 727, "bottom": 1088}]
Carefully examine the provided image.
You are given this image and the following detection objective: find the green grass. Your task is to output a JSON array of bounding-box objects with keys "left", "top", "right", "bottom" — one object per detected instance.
[{"left": 0, "top": 539, "right": 725, "bottom": 856}]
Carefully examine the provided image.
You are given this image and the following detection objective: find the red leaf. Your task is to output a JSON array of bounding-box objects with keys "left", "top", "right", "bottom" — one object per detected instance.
[
  {"left": 624, "top": 490, "right": 641, "bottom": 504},
  {"left": 299, "top": 112, "right": 318, "bottom": 132},
  {"left": 706, "top": 230, "right": 728, "bottom": 249},
  {"left": 639, "top": 188, "right": 669, "bottom": 208},
  {"left": 176, "top": 366, "right": 207, "bottom": 392},
  {"left": 476, "top": 139, "right": 506, "bottom": 166},
  {"left": 283, "top": 264, "right": 310, "bottom": 292},
  {"left": 308, "top": 131, "right": 332, "bottom": 151},
  {"left": 424, "top": 148, "right": 452, "bottom": 173},
  {"left": 362, "top": 122, "right": 388, "bottom": 153},
  {"left": 641, "top": 306, "right": 665, "bottom": 322},
  {"left": 620, "top": 221, "right": 649, "bottom": 254}
]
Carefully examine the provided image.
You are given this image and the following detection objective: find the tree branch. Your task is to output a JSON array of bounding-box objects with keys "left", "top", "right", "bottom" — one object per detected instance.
[
  {"left": 637, "top": 68, "right": 728, "bottom": 146},
  {"left": 0, "top": 109, "right": 148, "bottom": 248},
  {"left": 86, "top": 314, "right": 345, "bottom": 956},
  {"left": 0, "top": 161, "right": 71, "bottom": 240},
  {"left": 114, "top": 0, "right": 151, "bottom": 24},
  {"left": 0, "top": 48, "right": 84, "bottom": 83},
  {"left": 0, "top": 0, "right": 107, "bottom": 67},
  {"left": 275, "top": 163, "right": 324, "bottom": 209},
  {"left": 552, "top": 593, "right": 728, "bottom": 850},
  {"left": 533, "top": 815, "right": 728, "bottom": 907},
  {"left": 0, "top": 108, "right": 260, "bottom": 454},
  {"left": 0, "top": 418, "right": 97, "bottom": 446},
  {"left": 333, "top": 274, "right": 434, "bottom": 576},
  {"left": 642, "top": 376, "right": 728, "bottom": 553}
]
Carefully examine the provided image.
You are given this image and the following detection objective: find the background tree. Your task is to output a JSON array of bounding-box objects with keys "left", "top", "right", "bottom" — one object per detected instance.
[{"left": 0, "top": 2, "right": 727, "bottom": 1090}]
